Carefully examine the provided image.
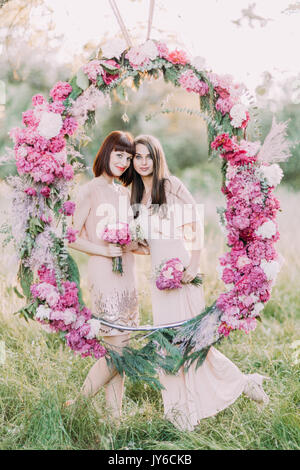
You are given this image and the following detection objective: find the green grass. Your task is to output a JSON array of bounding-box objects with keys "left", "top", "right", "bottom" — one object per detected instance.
[{"left": 0, "top": 187, "right": 299, "bottom": 450}]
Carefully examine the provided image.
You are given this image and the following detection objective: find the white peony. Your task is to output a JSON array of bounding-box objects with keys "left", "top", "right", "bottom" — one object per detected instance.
[
  {"left": 255, "top": 220, "right": 277, "bottom": 239},
  {"left": 191, "top": 56, "right": 206, "bottom": 72},
  {"left": 163, "top": 267, "right": 174, "bottom": 280},
  {"left": 62, "top": 308, "right": 77, "bottom": 325},
  {"left": 236, "top": 255, "right": 252, "bottom": 268},
  {"left": 256, "top": 163, "right": 283, "bottom": 187},
  {"left": 140, "top": 40, "right": 158, "bottom": 60},
  {"left": 36, "top": 305, "right": 51, "bottom": 321},
  {"left": 252, "top": 302, "right": 265, "bottom": 316},
  {"left": 37, "top": 111, "right": 63, "bottom": 139},
  {"left": 230, "top": 103, "right": 248, "bottom": 128},
  {"left": 85, "top": 318, "right": 101, "bottom": 339},
  {"left": 260, "top": 259, "right": 280, "bottom": 282},
  {"left": 101, "top": 38, "right": 127, "bottom": 60},
  {"left": 45, "top": 288, "right": 60, "bottom": 307}
]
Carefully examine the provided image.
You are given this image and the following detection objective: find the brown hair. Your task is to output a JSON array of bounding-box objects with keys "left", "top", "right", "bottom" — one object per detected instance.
[
  {"left": 129, "top": 134, "right": 170, "bottom": 217},
  {"left": 93, "top": 131, "right": 135, "bottom": 183}
]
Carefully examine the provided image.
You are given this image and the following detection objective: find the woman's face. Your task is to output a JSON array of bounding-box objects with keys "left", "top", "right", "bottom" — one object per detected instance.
[
  {"left": 109, "top": 149, "right": 132, "bottom": 177},
  {"left": 133, "top": 143, "right": 154, "bottom": 177}
]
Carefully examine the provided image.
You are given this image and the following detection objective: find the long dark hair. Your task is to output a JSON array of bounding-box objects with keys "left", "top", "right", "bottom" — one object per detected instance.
[
  {"left": 93, "top": 130, "right": 135, "bottom": 184},
  {"left": 130, "top": 134, "right": 170, "bottom": 217}
]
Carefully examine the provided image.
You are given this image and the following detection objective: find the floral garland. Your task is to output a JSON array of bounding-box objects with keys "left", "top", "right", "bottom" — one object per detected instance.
[{"left": 1, "top": 38, "right": 290, "bottom": 385}]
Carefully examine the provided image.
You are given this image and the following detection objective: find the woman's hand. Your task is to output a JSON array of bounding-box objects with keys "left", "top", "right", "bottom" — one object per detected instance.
[
  {"left": 106, "top": 243, "right": 123, "bottom": 258},
  {"left": 181, "top": 264, "right": 199, "bottom": 284}
]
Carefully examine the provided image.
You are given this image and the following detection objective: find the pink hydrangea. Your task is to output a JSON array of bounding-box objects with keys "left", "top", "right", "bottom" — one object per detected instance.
[
  {"left": 83, "top": 60, "right": 103, "bottom": 82},
  {"left": 179, "top": 70, "right": 209, "bottom": 95},
  {"left": 62, "top": 117, "right": 78, "bottom": 136},
  {"left": 50, "top": 81, "right": 72, "bottom": 101},
  {"left": 32, "top": 94, "right": 45, "bottom": 106},
  {"left": 156, "top": 41, "right": 169, "bottom": 58},
  {"left": 216, "top": 97, "right": 234, "bottom": 115}
]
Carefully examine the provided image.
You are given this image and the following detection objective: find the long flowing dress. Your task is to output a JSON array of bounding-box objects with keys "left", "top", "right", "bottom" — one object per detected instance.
[
  {"left": 136, "top": 175, "right": 248, "bottom": 431},
  {"left": 73, "top": 174, "right": 139, "bottom": 336}
]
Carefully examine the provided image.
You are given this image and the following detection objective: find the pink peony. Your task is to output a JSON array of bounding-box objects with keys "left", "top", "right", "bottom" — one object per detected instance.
[
  {"left": 167, "top": 49, "right": 188, "bottom": 65},
  {"left": 40, "top": 186, "right": 51, "bottom": 198},
  {"left": 25, "top": 187, "right": 37, "bottom": 196}
]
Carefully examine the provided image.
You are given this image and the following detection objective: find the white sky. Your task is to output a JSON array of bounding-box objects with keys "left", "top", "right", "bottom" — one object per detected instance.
[{"left": 38, "top": 0, "right": 300, "bottom": 93}]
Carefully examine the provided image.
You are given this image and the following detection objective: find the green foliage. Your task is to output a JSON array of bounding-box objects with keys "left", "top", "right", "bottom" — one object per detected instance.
[
  {"left": 65, "top": 253, "right": 84, "bottom": 307},
  {"left": 17, "top": 263, "right": 33, "bottom": 301}
]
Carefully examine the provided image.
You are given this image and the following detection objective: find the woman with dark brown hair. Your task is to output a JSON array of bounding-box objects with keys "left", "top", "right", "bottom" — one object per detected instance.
[
  {"left": 65, "top": 130, "right": 139, "bottom": 418},
  {"left": 129, "top": 134, "right": 270, "bottom": 431}
]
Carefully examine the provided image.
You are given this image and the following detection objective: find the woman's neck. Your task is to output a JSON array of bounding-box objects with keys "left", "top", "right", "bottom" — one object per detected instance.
[
  {"left": 141, "top": 174, "right": 153, "bottom": 194},
  {"left": 101, "top": 172, "right": 114, "bottom": 185}
]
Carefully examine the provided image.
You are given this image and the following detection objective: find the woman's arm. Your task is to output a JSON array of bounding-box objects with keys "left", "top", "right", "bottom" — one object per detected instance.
[{"left": 68, "top": 184, "right": 122, "bottom": 258}]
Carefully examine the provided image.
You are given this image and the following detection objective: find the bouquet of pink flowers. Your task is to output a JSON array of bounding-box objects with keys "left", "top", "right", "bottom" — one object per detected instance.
[
  {"left": 155, "top": 257, "right": 203, "bottom": 290},
  {"left": 102, "top": 222, "right": 132, "bottom": 274}
]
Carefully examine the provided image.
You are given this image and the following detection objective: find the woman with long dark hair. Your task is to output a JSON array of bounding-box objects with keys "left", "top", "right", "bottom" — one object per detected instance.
[
  {"left": 65, "top": 130, "right": 138, "bottom": 418},
  {"left": 128, "top": 134, "right": 270, "bottom": 431}
]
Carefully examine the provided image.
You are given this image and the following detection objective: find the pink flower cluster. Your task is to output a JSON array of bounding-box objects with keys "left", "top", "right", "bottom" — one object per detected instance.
[
  {"left": 83, "top": 59, "right": 120, "bottom": 85},
  {"left": 31, "top": 265, "right": 107, "bottom": 358},
  {"left": 102, "top": 222, "right": 131, "bottom": 245},
  {"left": 10, "top": 82, "right": 78, "bottom": 185},
  {"left": 212, "top": 137, "right": 281, "bottom": 336},
  {"left": 156, "top": 258, "right": 185, "bottom": 290},
  {"left": 179, "top": 70, "right": 209, "bottom": 96},
  {"left": 211, "top": 133, "right": 259, "bottom": 167},
  {"left": 208, "top": 72, "right": 247, "bottom": 125}
]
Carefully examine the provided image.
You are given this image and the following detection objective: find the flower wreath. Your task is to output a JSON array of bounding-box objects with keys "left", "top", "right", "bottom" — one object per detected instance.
[{"left": 1, "top": 39, "right": 290, "bottom": 389}]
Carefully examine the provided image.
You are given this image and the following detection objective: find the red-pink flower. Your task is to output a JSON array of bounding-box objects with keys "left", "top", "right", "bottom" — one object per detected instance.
[
  {"left": 40, "top": 186, "right": 51, "bottom": 198},
  {"left": 167, "top": 49, "right": 188, "bottom": 65},
  {"left": 25, "top": 187, "right": 37, "bottom": 196}
]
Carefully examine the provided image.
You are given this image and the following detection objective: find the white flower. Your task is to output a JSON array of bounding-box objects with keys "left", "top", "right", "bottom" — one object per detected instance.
[
  {"left": 191, "top": 56, "right": 206, "bottom": 72},
  {"left": 85, "top": 319, "right": 101, "bottom": 339},
  {"left": 230, "top": 103, "right": 248, "bottom": 128},
  {"left": 163, "top": 267, "right": 174, "bottom": 279},
  {"left": 45, "top": 289, "right": 60, "bottom": 308},
  {"left": 35, "top": 305, "right": 51, "bottom": 321},
  {"left": 260, "top": 259, "right": 280, "bottom": 281},
  {"left": 62, "top": 308, "right": 77, "bottom": 325},
  {"left": 101, "top": 38, "right": 127, "bottom": 60},
  {"left": 255, "top": 220, "right": 277, "bottom": 239},
  {"left": 37, "top": 111, "right": 63, "bottom": 139},
  {"left": 141, "top": 40, "right": 158, "bottom": 60},
  {"left": 175, "top": 263, "right": 184, "bottom": 272},
  {"left": 252, "top": 302, "right": 264, "bottom": 315},
  {"left": 256, "top": 163, "right": 283, "bottom": 187}
]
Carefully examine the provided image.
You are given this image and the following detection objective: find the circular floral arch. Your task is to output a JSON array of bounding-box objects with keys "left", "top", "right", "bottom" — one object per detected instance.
[{"left": 3, "top": 39, "right": 287, "bottom": 388}]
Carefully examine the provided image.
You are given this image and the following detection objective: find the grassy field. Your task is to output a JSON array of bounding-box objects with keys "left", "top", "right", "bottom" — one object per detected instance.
[{"left": 0, "top": 184, "right": 299, "bottom": 450}]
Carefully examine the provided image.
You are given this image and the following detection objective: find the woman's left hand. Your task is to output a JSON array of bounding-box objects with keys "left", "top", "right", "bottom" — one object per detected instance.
[{"left": 181, "top": 264, "right": 199, "bottom": 284}]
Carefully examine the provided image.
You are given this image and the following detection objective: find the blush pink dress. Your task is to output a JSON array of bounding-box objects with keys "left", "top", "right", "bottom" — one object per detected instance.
[
  {"left": 136, "top": 175, "right": 248, "bottom": 431},
  {"left": 74, "top": 175, "right": 139, "bottom": 336}
]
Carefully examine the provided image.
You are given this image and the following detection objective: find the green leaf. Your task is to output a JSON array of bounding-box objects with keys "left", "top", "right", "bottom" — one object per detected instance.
[{"left": 76, "top": 67, "right": 90, "bottom": 91}]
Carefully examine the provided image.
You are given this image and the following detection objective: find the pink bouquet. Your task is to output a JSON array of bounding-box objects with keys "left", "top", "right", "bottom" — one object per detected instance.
[
  {"left": 102, "top": 222, "right": 132, "bottom": 274},
  {"left": 155, "top": 257, "right": 203, "bottom": 290}
]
